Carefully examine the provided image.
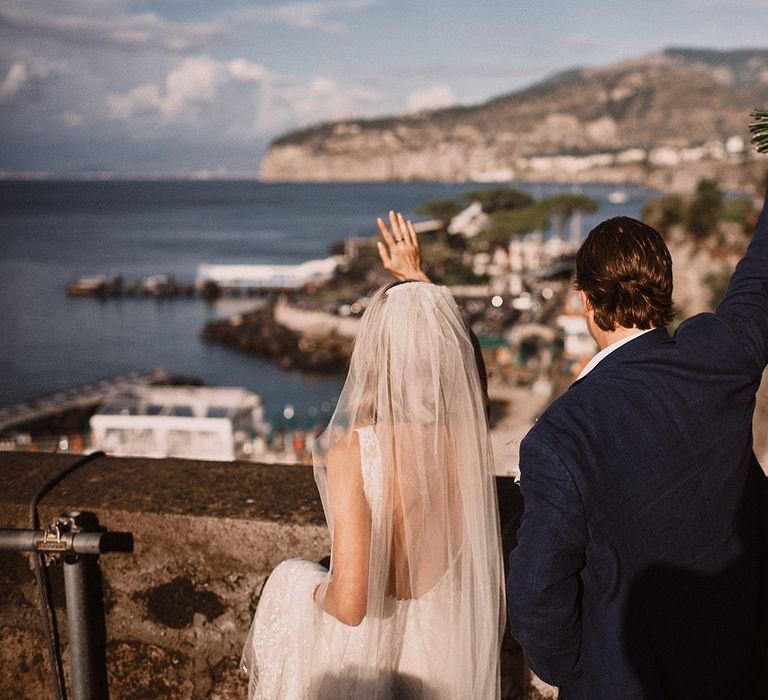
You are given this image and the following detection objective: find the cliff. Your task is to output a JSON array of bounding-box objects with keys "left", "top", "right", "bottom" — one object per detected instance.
[{"left": 261, "top": 48, "right": 768, "bottom": 188}]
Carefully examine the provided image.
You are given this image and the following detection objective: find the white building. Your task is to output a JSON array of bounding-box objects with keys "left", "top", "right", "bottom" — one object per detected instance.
[
  {"left": 448, "top": 202, "right": 489, "bottom": 238},
  {"left": 196, "top": 256, "right": 342, "bottom": 291},
  {"left": 90, "top": 386, "right": 267, "bottom": 461},
  {"left": 556, "top": 314, "right": 597, "bottom": 362}
]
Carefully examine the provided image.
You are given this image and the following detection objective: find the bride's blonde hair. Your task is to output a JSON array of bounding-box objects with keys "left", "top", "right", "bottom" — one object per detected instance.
[{"left": 346, "top": 281, "right": 480, "bottom": 428}]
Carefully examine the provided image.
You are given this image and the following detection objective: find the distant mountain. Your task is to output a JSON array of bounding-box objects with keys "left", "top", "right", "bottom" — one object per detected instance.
[
  {"left": 260, "top": 48, "right": 768, "bottom": 189},
  {"left": 663, "top": 47, "right": 768, "bottom": 90}
]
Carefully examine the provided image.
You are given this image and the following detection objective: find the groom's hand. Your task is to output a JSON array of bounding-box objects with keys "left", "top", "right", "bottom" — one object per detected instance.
[{"left": 376, "top": 211, "right": 430, "bottom": 283}]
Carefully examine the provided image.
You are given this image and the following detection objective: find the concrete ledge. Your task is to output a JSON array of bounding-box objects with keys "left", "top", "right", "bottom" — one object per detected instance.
[
  {"left": 0, "top": 453, "right": 330, "bottom": 699},
  {"left": 0, "top": 452, "right": 326, "bottom": 524},
  {"left": 0, "top": 452, "right": 538, "bottom": 699}
]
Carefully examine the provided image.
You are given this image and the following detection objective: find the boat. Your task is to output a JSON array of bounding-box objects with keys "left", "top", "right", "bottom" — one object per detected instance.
[{"left": 607, "top": 190, "right": 629, "bottom": 204}]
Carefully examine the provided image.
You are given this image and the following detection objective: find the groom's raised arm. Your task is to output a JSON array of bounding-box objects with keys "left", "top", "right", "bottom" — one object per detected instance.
[
  {"left": 507, "top": 432, "right": 586, "bottom": 687},
  {"left": 715, "top": 186, "right": 768, "bottom": 372}
]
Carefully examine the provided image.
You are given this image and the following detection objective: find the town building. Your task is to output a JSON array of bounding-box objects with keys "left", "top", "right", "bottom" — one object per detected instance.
[{"left": 195, "top": 256, "right": 342, "bottom": 292}]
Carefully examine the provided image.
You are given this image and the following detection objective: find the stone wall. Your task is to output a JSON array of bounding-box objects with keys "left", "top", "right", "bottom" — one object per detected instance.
[
  {"left": 0, "top": 452, "right": 538, "bottom": 699},
  {"left": 274, "top": 297, "right": 360, "bottom": 339}
]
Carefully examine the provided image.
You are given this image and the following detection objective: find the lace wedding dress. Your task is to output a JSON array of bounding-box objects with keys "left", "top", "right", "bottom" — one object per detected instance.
[{"left": 241, "top": 282, "right": 504, "bottom": 699}]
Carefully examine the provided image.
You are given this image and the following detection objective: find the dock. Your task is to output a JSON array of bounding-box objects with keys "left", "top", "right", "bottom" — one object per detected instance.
[{"left": 0, "top": 370, "right": 167, "bottom": 435}]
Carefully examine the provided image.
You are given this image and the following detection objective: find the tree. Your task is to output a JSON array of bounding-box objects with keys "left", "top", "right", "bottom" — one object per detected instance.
[
  {"left": 421, "top": 241, "right": 488, "bottom": 285},
  {"left": 463, "top": 187, "right": 534, "bottom": 213},
  {"left": 415, "top": 198, "right": 463, "bottom": 228},
  {"left": 686, "top": 178, "right": 723, "bottom": 240},
  {"left": 539, "top": 193, "right": 598, "bottom": 239},
  {"left": 750, "top": 108, "right": 768, "bottom": 154},
  {"left": 641, "top": 194, "right": 684, "bottom": 236},
  {"left": 722, "top": 198, "right": 758, "bottom": 236},
  {"left": 482, "top": 205, "right": 551, "bottom": 246},
  {"left": 705, "top": 270, "right": 732, "bottom": 309}
]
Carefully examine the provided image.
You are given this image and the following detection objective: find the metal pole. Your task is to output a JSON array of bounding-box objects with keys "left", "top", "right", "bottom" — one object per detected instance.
[
  {"left": 0, "top": 518, "right": 131, "bottom": 700},
  {"left": 0, "top": 529, "right": 122, "bottom": 554},
  {"left": 0, "top": 529, "right": 38, "bottom": 551},
  {"left": 63, "top": 553, "right": 94, "bottom": 700}
]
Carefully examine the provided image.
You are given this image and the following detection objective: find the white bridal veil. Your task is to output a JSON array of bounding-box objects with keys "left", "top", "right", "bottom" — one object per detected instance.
[{"left": 243, "top": 281, "right": 505, "bottom": 699}]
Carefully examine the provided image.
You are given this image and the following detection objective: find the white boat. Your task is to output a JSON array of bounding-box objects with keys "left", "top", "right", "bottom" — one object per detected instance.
[{"left": 607, "top": 190, "right": 629, "bottom": 204}]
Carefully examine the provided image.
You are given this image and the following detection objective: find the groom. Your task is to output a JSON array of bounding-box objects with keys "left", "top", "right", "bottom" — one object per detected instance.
[{"left": 507, "top": 190, "right": 768, "bottom": 697}]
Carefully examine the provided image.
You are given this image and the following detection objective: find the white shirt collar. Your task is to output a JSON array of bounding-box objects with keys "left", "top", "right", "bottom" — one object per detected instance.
[{"left": 576, "top": 328, "right": 655, "bottom": 381}]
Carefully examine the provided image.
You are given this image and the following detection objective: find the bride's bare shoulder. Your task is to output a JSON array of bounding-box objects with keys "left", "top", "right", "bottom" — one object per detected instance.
[{"left": 326, "top": 428, "right": 364, "bottom": 470}]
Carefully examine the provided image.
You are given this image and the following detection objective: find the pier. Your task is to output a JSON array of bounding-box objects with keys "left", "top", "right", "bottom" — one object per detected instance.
[{"left": 0, "top": 370, "right": 166, "bottom": 435}]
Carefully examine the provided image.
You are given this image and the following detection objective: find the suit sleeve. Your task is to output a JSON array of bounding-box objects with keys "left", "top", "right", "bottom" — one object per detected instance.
[
  {"left": 507, "top": 432, "right": 586, "bottom": 687},
  {"left": 715, "top": 186, "right": 768, "bottom": 372}
]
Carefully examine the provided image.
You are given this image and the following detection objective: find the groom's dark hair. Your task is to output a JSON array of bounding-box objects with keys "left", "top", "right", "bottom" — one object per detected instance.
[{"left": 575, "top": 216, "right": 674, "bottom": 332}]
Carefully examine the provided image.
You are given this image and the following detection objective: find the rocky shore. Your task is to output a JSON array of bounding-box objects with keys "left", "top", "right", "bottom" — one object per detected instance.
[{"left": 201, "top": 303, "right": 353, "bottom": 372}]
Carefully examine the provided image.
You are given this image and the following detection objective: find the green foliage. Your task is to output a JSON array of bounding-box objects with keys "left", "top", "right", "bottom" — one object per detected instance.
[
  {"left": 686, "top": 178, "right": 724, "bottom": 239},
  {"left": 723, "top": 198, "right": 758, "bottom": 235},
  {"left": 539, "top": 193, "right": 599, "bottom": 217},
  {"left": 641, "top": 194, "right": 684, "bottom": 236},
  {"left": 415, "top": 198, "right": 463, "bottom": 226},
  {"left": 463, "top": 187, "right": 534, "bottom": 213},
  {"left": 538, "top": 193, "right": 598, "bottom": 238},
  {"left": 750, "top": 109, "right": 768, "bottom": 154},
  {"left": 483, "top": 205, "right": 551, "bottom": 245},
  {"left": 421, "top": 241, "right": 488, "bottom": 285},
  {"left": 705, "top": 269, "right": 732, "bottom": 309}
]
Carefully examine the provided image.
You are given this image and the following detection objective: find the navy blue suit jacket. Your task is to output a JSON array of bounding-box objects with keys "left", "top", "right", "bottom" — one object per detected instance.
[{"left": 508, "top": 190, "right": 768, "bottom": 699}]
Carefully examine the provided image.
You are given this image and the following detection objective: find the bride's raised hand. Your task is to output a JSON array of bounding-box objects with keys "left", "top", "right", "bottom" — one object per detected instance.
[{"left": 376, "top": 211, "right": 431, "bottom": 283}]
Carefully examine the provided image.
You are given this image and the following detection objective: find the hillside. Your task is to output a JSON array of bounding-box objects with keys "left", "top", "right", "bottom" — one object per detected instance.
[{"left": 260, "top": 48, "right": 768, "bottom": 189}]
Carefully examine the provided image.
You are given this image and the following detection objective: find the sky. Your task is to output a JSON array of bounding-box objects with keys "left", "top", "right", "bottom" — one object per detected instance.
[{"left": 1, "top": 0, "right": 767, "bottom": 176}]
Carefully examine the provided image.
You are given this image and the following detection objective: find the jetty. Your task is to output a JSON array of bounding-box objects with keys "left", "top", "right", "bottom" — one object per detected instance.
[
  {"left": 66, "top": 274, "right": 196, "bottom": 298},
  {"left": 65, "top": 256, "right": 345, "bottom": 300},
  {"left": 0, "top": 370, "right": 168, "bottom": 435}
]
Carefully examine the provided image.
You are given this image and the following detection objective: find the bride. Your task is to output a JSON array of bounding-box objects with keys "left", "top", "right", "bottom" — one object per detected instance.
[{"left": 241, "top": 212, "right": 505, "bottom": 699}]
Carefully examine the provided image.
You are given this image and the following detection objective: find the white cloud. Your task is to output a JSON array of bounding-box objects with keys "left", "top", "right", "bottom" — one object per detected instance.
[
  {"left": 0, "top": 0, "right": 376, "bottom": 57},
  {"left": 107, "top": 83, "right": 163, "bottom": 120},
  {"left": 229, "top": 0, "right": 376, "bottom": 35},
  {"left": 60, "top": 110, "right": 83, "bottom": 126},
  {"left": 405, "top": 84, "right": 456, "bottom": 113},
  {"left": 291, "top": 76, "right": 382, "bottom": 124},
  {"left": 109, "top": 57, "right": 217, "bottom": 120},
  {"left": 107, "top": 55, "right": 384, "bottom": 136},
  {"left": 0, "top": 62, "right": 29, "bottom": 103},
  {"left": 227, "top": 58, "right": 270, "bottom": 83},
  {"left": 107, "top": 56, "right": 276, "bottom": 123},
  {"left": 0, "top": 59, "right": 61, "bottom": 107},
  {"left": 0, "top": 4, "right": 222, "bottom": 53},
  {"left": 161, "top": 56, "right": 223, "bottom": 117}
]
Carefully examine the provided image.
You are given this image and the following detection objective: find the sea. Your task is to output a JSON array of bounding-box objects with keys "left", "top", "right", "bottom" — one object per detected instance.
[{"left": 0, "top": 180, "right": 653, "bottom": 425}]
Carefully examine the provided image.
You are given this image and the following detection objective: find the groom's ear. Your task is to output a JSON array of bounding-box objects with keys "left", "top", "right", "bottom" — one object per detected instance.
[{"left": 579, "top": 290, "right": 592, "bottom": 314}]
